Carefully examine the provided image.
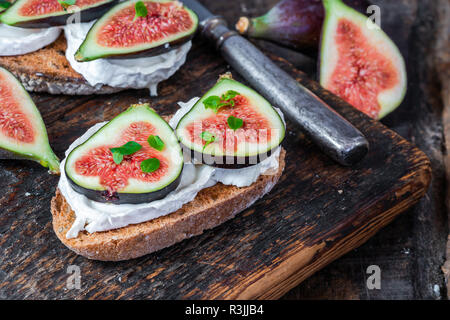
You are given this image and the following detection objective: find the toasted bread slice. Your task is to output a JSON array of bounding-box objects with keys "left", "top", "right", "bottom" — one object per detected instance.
[
  {"left": 51, "top": 149, "right": 285, "bottom": 261},
  {"left": 0, "top": 35, "right": 124, "bottom": 95}
]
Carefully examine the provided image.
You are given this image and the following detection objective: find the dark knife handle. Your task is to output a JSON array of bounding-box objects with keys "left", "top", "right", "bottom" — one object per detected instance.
[{"left": 201, "top": 17, "right": 369, "bottom": 166}]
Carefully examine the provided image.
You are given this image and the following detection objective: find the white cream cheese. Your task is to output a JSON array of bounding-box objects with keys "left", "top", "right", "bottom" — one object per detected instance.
[
  {"left": 64, "top": 21, "right": 192, "bottom": 95},
  {"left": 0, "top": 24, "right": 61, "bottom": 56},
  {"left": 60, "top": 97, "right": 283, "bottom": 238}
]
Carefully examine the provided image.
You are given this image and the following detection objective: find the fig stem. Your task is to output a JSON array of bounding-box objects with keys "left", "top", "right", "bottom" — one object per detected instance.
[
  {"left": 236, "top": 17, "right": 249, "bottom": 35},
  {"left": 44, "top": 151, "right": 61, "bottom": 175}
]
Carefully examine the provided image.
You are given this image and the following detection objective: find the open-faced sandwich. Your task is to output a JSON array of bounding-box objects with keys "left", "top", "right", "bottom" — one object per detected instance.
[
  {"left": 0, "top": 0, "right": 198, "bottom": 95},
  {"left": 51, "top": 76, "right": 287, "bottom": 261}
]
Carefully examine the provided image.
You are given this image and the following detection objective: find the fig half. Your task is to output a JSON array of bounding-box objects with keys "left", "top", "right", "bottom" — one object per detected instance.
[
  {"left": 65, "top": 104, "right": 184, "bottom": 204},
  {"left": 0, "top": 66, "right": 60, "bottom": 173},
  {"left": 176, "top": 78, "right": 285, "bottom": 168},
  {"left": 75, "top": 0, "right": 198, "bottom": 62},
  {"left": 236, "top": 0, "right": 369, "bottom": 55},
  {"left": 319, "top": 0, "right": 407, "bottom": 119},
  {"left": 0, "top": 0, "right": 119, "bottom": 28}
]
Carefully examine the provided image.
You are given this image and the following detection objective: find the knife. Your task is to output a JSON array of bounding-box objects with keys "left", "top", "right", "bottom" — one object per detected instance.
[{"left": 182, "top": 0, "right": 369, "bottom": 166}]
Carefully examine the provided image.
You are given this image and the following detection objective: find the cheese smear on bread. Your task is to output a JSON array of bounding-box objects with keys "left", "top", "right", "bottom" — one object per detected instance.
[
  {"left": 64, "top": 21, "right": 191, "bottom": 95},
  {"left": 58, "top": 98, "right": 284, "bottom": 239},
  {"left": 0, "top": 24, "right": 61, "bottom": 55}
]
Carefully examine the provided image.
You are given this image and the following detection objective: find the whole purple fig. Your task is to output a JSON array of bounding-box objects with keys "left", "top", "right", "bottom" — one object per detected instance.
[{"left": 236, "top": 0, "right": 369, "bottom": 54}]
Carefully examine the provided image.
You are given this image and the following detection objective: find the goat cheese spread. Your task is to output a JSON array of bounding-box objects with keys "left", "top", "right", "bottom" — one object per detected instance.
[
  {"left": 0, "top": 24, "right": 61, "bottom": 56},
  {"left": 64, "top": 21, "right": 191, "bottom": 95}
]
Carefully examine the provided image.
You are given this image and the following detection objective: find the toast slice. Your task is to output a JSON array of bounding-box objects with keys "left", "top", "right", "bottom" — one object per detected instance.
[
  {"left": 51, "top": 149, "right": 286, "bottom": 261},
  {"left": 0, "top": 35, "right": 124, "bottom": 95}
]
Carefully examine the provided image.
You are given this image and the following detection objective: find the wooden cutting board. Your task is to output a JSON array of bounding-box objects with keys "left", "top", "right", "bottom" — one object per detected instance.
[{"left": 0, "top": 36, "right": 431, "bottom": 299}]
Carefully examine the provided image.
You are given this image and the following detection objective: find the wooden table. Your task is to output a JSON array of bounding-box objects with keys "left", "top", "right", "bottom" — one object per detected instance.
[{"left": 0, "top": 0, "right": 448, "bottom": 299}]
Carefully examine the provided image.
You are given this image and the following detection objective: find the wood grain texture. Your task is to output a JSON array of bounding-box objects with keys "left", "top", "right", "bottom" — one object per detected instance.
[
  {"left": 0, "top": 0, "right": 444, "bottom": 300},
  {"left": 0, "top": 32, "right": 432, "bottom": 298},
  {"left": 434, "top": 0, "right": 450, "bottom": 299}
]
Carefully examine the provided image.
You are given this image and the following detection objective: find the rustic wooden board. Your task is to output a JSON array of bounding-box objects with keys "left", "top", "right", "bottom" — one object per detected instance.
[{"left": 0, "top": 27, "right": 432, "bottom": 298}]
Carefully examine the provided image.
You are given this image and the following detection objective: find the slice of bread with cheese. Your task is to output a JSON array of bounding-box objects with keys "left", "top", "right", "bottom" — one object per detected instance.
[{"left": 51, "top": 149, "right": 285, "bottom": 261}]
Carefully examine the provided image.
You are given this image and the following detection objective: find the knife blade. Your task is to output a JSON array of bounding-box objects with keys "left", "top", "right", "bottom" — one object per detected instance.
[{"left": 182, "top": 0, "right": 369, "bottom": 166}]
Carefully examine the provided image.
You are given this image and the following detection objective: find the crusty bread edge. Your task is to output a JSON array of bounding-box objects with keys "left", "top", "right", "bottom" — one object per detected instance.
[
  {"left": 14, "top": 70, "right": 126, "bottom": 95},
  {"left": 51, "top": 149, "right": 286, "bottom": 261}
]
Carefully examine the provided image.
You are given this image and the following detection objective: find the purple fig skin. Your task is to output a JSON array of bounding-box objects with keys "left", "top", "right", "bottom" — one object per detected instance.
[{"left": 236, "top": 0, "right": 369, "bottom": 54}]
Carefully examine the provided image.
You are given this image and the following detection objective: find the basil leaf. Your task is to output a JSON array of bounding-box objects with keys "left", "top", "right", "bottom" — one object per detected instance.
[
  {"left": 148, "top": 135, "right": 164, "bottom": 151},
  {"left": 0, "top": 1, "right": 11, "bottom": 9},
  {"left": 200, "top": 131, "right": 216, "bottom": 151},
  {"left": 58, "top": 0, "right": 76, "bottom": 9},
  {"left": 110, "top": 141, "right": 142, "bottom": 156},
  {"left": 141, "top": 158, "right": 160, "bottom": 173},
  {"left": 203, "top": 90, "right": 241, "bottom": 114},
  {"left": 227, "top": 116, "right": 243, "bottom": 131},
  {"left": 203, "top": 95, "right": 221, "bottom": 113},
  {"left": 200, "top": 131, "right": 215, "bottom": 142},
  {"left": 112, "top": 152, "right": 124, "bottom": 165},
  {"left": 221, "top": 90, "right": 240, "bottom": 101},
  {"left": 110, "top": 141, "right": 142, "bottom": 164},
  {"left": 134, "top": 1, "right": 148, "bottom": 21}
]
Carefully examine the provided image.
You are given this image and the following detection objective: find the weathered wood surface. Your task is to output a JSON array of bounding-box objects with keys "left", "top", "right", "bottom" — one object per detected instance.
[
  {"left": 0, "top": 0, "right": 446, "bottom": 299},
  {"left": 434, "top": 0, "right": 450, "bottom": 299},
  {"left": 0, "top": 46, "right": 431, "bottom": 298}
]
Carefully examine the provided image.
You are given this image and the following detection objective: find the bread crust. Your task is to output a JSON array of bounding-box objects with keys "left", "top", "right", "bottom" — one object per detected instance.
[
  {"left": 0, "top": 35, "right": 125, "bottom": 95},
  {"left": 51, "top": 149, "right": 286, "bottom": 261}
]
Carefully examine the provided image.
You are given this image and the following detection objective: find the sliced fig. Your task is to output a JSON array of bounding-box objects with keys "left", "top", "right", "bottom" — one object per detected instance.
[
  {"left": 0, "top": 0, "right": 119, "bottom": 28},
  {"left": 65, "top": 104, "right": 183, "bottom": 204},
  {"left": 236, "top": 0, "right": 369, "bottom": 54},
  {"left": 319, "top": 0, "right": 407, "bottom": 119},
  {"left": 0, "top": 66, "right": 60, "bottom": 173},
  {"left": 74, "top": 0, "right": 198, "bottom": 62},
  {"left": 176, "top": 78, "right": 285, "bottom": 168}
]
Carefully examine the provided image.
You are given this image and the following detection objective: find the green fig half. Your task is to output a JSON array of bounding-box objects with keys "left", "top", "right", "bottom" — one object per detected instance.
[
  {"left": 176, "top": 77, "right": 285, "bottom": 168},
  {"left": 319, "top": 0, "right": 407, "bottom": 119},
  {"left": 0, "top": 0, "right": 119, "bottom": 28},
  {"left": 75, "top": 0, "right": 198, "bottom": 62},
  {"left": 0, "top": 67, "right": 60, "bottom": 173},
  {"left": 65, "top": 104, "right": 184, "bottom": 204}
]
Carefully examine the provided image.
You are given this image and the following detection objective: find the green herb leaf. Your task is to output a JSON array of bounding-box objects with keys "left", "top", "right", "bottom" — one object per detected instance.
[
  {"left": 200, "top": 131, "right": 216, "bottom": 151},
  {"left": 110, "top": 141, "right": 142, "bottom": 156},
  {"left": 0, "top": 1, "right": 11, "bottom": 9},
  {"left": 221, "top": 90, "right": 240, "bottom": 101},
  {"left": 110, "top": 141, "right": 142, "bottom": 164},
  {"left": 148, "top": 135, "right": 164, "bottom": 151},
  {"left": 134, "top": 1, "right": 148, "bottom": 21},
  {"left": 58, "top": 0, "right": 76, "bottom": 10},
  {"left": 203, "top": 95, "right": 221, "bottom": 113},
  {"left": 200, "top": 131, "right": 215, "bottom": 142},
  {"left": 141, "top": 158, "right": 160, "bottom": 173},
  {"left": 227, "top": 115, "right": 243, "bottom": 131},
  {"left": 112, "top": 152, "right": 124, "bottom": 165},
  {"left": 203, "top": 91, "right": 241, "bottom": 113}
]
